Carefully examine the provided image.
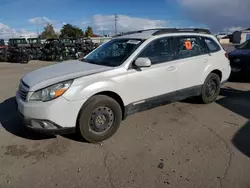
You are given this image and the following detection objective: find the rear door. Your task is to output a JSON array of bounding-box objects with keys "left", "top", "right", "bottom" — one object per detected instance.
[{"left": 172, "top": 35, "right": 209, "bottom": 98}]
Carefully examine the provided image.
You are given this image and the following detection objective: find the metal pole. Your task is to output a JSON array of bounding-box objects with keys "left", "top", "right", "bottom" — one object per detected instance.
[
  {"left": 114, "top": 14, "right": 118, "bottom": 36},
  {"left": 37, "top": 28, "right": 39, "bottom": 37}
]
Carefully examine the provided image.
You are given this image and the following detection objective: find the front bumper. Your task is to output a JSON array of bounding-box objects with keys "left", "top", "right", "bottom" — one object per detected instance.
[
  {"left": 16, "top": 92, "right": 87, "bottom": 133},
  {"left": 231, "top": 66, "right": 250, "bottom": 73},
  {"left": 17, "top": 110, "right": 75, "bottom": 135}
]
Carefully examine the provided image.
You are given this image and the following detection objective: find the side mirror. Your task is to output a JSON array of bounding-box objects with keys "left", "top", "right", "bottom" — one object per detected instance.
[{"left": 134, "top": 57, "right": 151, "bottom": 68}]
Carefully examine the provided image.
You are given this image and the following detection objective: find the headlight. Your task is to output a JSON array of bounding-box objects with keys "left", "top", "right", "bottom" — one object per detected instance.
[{"left": 30, "top": 80, "right": 73, "bottom": 102}]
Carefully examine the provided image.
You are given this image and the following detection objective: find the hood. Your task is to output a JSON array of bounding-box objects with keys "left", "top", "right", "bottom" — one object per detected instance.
[
  {"left": 22, "top": 60, "right": 113, "bottom": 91},
  {"left": 228, "top": 49, "right": 250, "bottom": 57}
]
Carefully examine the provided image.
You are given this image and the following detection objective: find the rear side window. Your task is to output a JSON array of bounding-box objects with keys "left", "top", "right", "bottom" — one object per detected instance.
[
  {"left": 173, "top": 36, "right": 207, "bottom": 59},
  {"left": 204, "top": 37, "right": 221, "bottom": 53}
]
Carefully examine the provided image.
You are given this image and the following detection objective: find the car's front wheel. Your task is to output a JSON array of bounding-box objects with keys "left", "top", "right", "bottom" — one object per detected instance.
[
  {"left": 77, "top": 95, "right": 122, "bottom": 143},
  {"left": 200, "top": 73, "right": 221, "bottom": 104}
]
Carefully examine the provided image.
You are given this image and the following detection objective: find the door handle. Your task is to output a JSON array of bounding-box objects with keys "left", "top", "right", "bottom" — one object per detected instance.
[
  {"left": 204, "top": 59, "right": 209, "bottom": 63},
  {"left": 167, "top": 66, "right": 177, "bottom": 71}
]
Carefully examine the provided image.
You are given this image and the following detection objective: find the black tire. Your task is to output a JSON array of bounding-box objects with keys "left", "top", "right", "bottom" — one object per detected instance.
[
  {"left": 200, "top": 73, "right": 221, "bottom": 104},
  {"left": 77, "top": 95, "right": 122, "bottom": 143}
]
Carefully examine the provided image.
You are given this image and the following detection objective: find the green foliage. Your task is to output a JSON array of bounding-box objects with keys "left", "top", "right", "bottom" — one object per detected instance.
[
  {"left": 60, "top": 24, "right": 84, "bottom": 38},
  {"left": 39, "top": 24, "right": 58, "bottom": 39},
  {"left": 85, "top": 26, "right": 93, "bottom": 37}
]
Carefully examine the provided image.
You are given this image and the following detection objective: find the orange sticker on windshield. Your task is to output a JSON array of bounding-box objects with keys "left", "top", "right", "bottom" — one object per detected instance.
[{"left": 184, "top": 41, "right": 192, "bottom": 50}]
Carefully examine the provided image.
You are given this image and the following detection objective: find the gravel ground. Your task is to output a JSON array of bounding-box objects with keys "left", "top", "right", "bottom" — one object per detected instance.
[{"left": 0, "top": 59, "right": 250, "bottom": 188}]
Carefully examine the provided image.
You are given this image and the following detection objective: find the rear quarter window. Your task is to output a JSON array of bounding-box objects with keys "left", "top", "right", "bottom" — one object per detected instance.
[
  {"left": 172, "top": 36, "right": 207, "bottom": 60},
  {"left": 204, "top": 37, "right": 221, "bottom": 53}
]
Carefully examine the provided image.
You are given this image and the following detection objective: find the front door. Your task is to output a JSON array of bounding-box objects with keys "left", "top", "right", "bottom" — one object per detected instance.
[{"left": 124, "top": 37, "right": 178, "bottom": 112}]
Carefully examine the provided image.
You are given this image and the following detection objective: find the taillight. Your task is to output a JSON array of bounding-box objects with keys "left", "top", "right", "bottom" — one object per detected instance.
[{"left": 225, "top": 52, "right": 228, "bottom": 59}]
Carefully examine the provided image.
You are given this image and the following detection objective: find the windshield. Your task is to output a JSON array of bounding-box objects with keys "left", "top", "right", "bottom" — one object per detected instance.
[
  {"left": 10, "top": 39, "right": 27, "bottom": 44},
  {"left": 83, "top": 38, "right": 143, "bottom": 67},
  {"left": 238, "top": 40, "right": 250, "bottom": 49}
]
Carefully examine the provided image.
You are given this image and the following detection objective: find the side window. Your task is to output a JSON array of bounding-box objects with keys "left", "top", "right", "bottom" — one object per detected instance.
[
  {"left": 174, "top": 36, "right": 205, "bottom": 59},
  {"left": 204, "top": 37, "right": 221, "bottom": 53},
  {"left": 138, "top": 37, "right": 173, "bottom": 65}
]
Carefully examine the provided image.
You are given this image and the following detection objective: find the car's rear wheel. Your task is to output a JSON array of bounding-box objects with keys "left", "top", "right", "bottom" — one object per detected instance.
[
  {"left": 77, "top": 95, "right": 122, "bottom": 143},
  {"left": 200, "top": 73, "right": 221, "bottom": 104}
]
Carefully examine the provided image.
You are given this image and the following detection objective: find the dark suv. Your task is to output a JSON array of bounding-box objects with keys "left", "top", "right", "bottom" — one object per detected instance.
[
  {"left": 8, "top": 38, "right": 31, "bottom": 63},
  {"left": 228, "top": 39, "right": 250, "bottom": 75}
]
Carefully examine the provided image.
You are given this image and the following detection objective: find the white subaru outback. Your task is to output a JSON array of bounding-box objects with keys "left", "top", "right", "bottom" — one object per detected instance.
[{"left": 16, "top": 28, "right": 231, "bottom": 143}]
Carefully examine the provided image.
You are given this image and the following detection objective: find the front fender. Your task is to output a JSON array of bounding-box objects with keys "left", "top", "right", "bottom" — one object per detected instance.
[{"left": 63, "top": 80, "right": 122, "bottom": 101}]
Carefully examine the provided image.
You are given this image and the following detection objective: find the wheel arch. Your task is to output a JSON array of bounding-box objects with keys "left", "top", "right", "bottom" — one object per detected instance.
[
  {"left": 203, "top": 68, "right": 222, "bottom": 83},
  {"left": 210, "top": 69, "right": 222, "bottom": 81},
  {"left": 76, "top": 90, "right": 126, "bottom": 130},
  {"left": 93, "top": 91, "right": 126, "bottom": 120}
]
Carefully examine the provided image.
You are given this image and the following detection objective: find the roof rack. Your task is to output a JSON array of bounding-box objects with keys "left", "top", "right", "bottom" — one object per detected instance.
[
  {"left": 114, "top": 28, "right": 211, "bottom": 37},
  {"left": 115, "top": 29, "right": 160, "bottom": 37},
  {"left": 152, "top": 28, "right": 211, "bottom": 35}
]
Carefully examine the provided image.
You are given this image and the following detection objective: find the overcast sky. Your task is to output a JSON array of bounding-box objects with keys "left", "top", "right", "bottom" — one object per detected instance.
[{"left": 0, "top": 0, "right": 249, "bottom": 38}]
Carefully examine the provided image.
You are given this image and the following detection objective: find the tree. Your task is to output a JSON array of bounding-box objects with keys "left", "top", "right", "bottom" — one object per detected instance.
[
  {"left": 85, "top": 26, "right": 93, "bottom": 37},
  {"left": 39, "top": 24, "right": 57, "bottom": 39},
  {"left": 60, "top": 24, "right": 84, "bottom": 38}
]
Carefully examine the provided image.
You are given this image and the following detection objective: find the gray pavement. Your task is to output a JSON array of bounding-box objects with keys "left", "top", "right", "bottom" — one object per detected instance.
[{"left": 0, "top": 60, "right": 250, "bottom": 188}]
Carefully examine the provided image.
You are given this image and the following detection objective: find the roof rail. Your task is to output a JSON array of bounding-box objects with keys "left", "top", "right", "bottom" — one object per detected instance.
[
  {"left": 152, "top": 28, "right": 211, "bottom": 35},
  {"left": 115, "top": 29, "right": 160, "bottom": 37},
  {"left": 114, "top": 28, "right": 211, "bottom": 37}
]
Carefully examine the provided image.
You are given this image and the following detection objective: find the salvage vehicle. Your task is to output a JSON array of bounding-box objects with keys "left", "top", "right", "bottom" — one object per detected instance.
[
  {"left": 16, "top": 28, "right": 231, "bottom": 143},
  {"left": 27, "top": 38, "right": 43, "bottom": 60},
  {"left": 0, "top": 39, "right": 8, "bottom": 62},
  {"left": 41, "top": 38, "right": 62, "bottom": 61},
  {"left": 228, "top": 39, "right": 250, "bottom": 75},
  {"left": 8, "top": 38, "right": 30, "bottom": 63},
  {"left": 75, "top": 37, "right": 96, "bottom": 57},
  {"left": 60, "top": 38, "right": 77, "bottom": 60}
]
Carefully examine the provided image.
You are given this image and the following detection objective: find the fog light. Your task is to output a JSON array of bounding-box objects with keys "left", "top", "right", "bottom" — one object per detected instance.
[
  {"left": 30, "top": 120, "right": 40, "bottom": 128},
  {"left": 42, "top": 121, "right": 57, "bottom": 129},
  {"left": 30, "top": 120, "right": 57, "bottom": 129}
]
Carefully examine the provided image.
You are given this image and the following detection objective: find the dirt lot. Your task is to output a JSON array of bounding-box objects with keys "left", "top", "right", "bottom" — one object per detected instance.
[{"left": 0, "top": 60, "right": 250, "bottom": 188}]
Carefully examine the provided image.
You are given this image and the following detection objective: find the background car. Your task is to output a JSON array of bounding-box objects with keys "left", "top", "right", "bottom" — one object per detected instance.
[{"left": 228, "top": 39, "right": 250, "bottom": 75}]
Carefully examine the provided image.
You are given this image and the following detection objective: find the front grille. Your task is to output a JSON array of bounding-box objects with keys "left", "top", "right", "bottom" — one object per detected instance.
[
  {"left": 19, "top": 89, "right": 28, "bottom": 101},
  {"left": 230, "top": 57, "right": 242, "bottom": 67},
  {"left": 230, "top": 60, "right": 241, "bottom": 68},
  {"left": 230, "top": 56, "right": 250, "bottom": 68},
  {"left": 21, "top": 80, "right": 29, "bottom": 88},
  {"left": 18, "top": 80, "right": 29, "bottom": 101}
]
